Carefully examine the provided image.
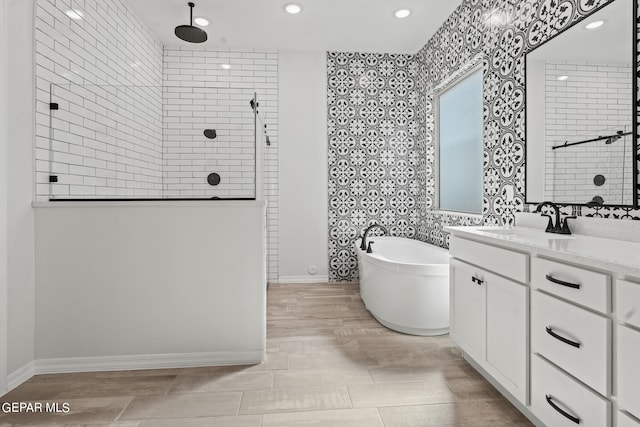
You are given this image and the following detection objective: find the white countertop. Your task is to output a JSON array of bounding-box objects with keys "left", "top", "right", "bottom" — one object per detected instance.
[{"left": 445, "top": 224, "right": 640, "bottom": 280}]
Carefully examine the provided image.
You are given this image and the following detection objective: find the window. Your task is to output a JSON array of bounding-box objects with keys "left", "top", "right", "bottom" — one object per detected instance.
[{"left": 437, "top": 68, "right": 483, "bottom": 214}]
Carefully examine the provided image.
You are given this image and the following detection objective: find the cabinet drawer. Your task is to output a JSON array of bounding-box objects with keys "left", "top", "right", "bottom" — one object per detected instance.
[
  {"left": 531, "top": 291, "right": 610, "bottom": 395},
  {"left": 617, "top": 325, "right": 640, "bottom": 420},
  {"left": 616, "top": 280, "right": 640, "bottom": 328},
  {"left": 618, "top": 411, "right": 640, "bottom": 427},
  {"left": 449, "top": 236, "right": 527, "bottom": 283},
  {"left": 531, "top": 257, "right": 610, "bottom": 314},
  {"left": 532, "top": 355, "right": 610, "bottom": 427}
]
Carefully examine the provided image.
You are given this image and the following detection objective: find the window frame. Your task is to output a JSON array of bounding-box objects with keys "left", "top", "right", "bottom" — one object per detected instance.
[{"left": 434, "top": 64, "right": 484, "bottom": 215}]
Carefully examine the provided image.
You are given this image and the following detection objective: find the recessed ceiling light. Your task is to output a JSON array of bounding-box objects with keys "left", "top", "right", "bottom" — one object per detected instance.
[
  {"left": 194, "top": 17, "right": 209, "bottom": 27},
  {"left": 65, "top": 9, "right": 84, "bottom": 20},
  {"left": 585, "top": 20, "right": 605, "bottom": 30},
  {"left": 557, "top": 75, "right": 569, "bottom": 81},
  {"left": 285, "top": 4, "right": 302, "bottom": 14},
  {"left": 394, "top": 9, "right": 411, "bottom": 19},
  {"left": 485, "top": 8, "right": 509, "bottom": 27},
  {"left": 220, "top": 64, "right": 231, "bottom": 70}
]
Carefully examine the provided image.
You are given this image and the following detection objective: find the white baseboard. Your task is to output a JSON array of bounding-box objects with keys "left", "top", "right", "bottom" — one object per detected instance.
[
  {"left": 278, "top": 275, "right": 329, "bottom": 284},
  {"left": 7, "top": 360, "right": 36, "bottom": 391},
  {"left": 36, "top": 350, "right": 264, "bottom": 374},
  {"left": 2, "top": 351, "right": 264, "bottom": 390}
]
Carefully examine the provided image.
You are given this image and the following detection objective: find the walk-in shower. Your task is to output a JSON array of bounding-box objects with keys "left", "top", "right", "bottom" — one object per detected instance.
[{"left": 42, "top": 85, "right": 271, "bottom": 201}]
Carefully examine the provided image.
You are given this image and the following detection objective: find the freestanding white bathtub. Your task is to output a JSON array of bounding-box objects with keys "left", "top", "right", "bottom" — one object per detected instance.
[{"left": 356, "top": 236, "right": 450, "bottom": 336}]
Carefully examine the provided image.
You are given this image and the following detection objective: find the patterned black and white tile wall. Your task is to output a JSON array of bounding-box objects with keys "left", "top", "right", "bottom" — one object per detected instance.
[
  {"left": 419, "top": 0, "right": 640, "bottom": 248},
  {"left": 328, "top": 0, "right": 640, "bottom": 281},
  {"left": 327, "top": 53, "right": 418, "bottom": 280}
]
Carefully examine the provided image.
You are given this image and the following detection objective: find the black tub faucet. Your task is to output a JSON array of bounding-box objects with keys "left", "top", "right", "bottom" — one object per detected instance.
[{"left": 360, "top": 223, "right": 388, "bottom": 250}]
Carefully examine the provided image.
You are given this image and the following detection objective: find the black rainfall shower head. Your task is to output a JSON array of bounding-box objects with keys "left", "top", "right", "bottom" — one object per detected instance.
[
  {"left": 175, "top": 2, "right": 208, "bottom": 43},
  {"left": 204, "top": 129, "right": 217, "bottom": 139}
]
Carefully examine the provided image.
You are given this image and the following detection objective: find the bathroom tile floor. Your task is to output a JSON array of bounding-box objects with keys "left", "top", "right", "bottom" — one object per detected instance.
[{"left": 0, "top": 282, "right": 533, "bottom": 426}]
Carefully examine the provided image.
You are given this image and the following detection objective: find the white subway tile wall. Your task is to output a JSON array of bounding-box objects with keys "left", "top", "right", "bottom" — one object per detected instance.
[
  {"left": 35, "top": 0, "right": 164, "bottom": 199},
  {"left": 162, "top": 47, "right": 279, "bottom": 280},
  {"left": 161, "top": 85, "right": 256, "bottom": 199},
  {"left": 545, "top": 61, "right": 633, "bottom": 205}
]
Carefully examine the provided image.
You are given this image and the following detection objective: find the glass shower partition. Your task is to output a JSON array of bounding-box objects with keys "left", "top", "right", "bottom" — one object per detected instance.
[{"left": 42, "top": 84, "right": 260, "bottom": 201}]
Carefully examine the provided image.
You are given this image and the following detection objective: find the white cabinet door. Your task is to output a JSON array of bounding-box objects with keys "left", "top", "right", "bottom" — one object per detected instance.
[
  {"left": 450, "top": 258, "right": 483, "bottom": 361},
  {"left": 617, "top": 325, "right": 640, "bottom": 420},
  {"left": 486, "top": 274, "right": 528, "bottom": 404}
]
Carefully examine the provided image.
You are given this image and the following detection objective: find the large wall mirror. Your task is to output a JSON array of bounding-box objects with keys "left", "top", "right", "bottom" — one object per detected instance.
[{"left": 525, "top": 0, "right": 638, "bottom": 208}]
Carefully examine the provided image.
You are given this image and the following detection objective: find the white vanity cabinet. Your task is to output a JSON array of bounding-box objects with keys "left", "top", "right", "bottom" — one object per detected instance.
[
  {"left": 530, "top": 258, "right": 612, "bottom": 426},
  {"left": 446, "top": 222, "right": 640, "bottom": 427},
  {"left": 617, "top": 325, "right": 640, "bottom": 421},
  {"left": 616, "top": 279, "right": 640, "bottom": 422},
  {"left": 449, "top": 236, "right": 529, "bottom": 405}
]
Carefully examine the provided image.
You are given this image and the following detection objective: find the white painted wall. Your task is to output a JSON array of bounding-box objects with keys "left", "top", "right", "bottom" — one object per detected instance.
[
  {"left": 6, "top": 0, "right": 35, "bottom": 380},
  {"left": 34, "top": 202, "right": 266, "bottom": 369},
  {"left": 0, "top": 0, "right": 9, "bottom": 395},
  {"left": 278, "top": 51, "right": 328, "bottom": 282}
]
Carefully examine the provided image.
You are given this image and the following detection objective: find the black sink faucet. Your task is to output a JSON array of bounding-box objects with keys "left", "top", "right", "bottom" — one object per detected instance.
[
  {"left": 360, "top": 223, "right": 388, "bottom": 250},
  {"left": 535, "top": 201, "right": 561, "bottom": 233},
  {"left": 534, "top": 201, "right": 575, "bottom": 234}
]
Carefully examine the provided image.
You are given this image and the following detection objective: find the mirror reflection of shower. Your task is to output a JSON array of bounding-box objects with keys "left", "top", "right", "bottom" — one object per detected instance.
[{"left": 549, "top": 125, "right": 632, "bottom": 206}]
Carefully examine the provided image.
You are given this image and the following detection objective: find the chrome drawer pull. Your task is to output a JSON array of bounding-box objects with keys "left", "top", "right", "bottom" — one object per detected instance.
[
  {"left": 545, "top": 274, "right": 580, "bottom": 289},
  {"left": 546, "top": 326, "right": 581, "bottom": 348},
  {"left": 545, "top": 394, "right": 580, "bottom": 424}
]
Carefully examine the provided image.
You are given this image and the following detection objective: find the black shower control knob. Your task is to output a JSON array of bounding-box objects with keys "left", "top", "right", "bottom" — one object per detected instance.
[{"left": 207, "top": 173, "right": 221, "bottom": 186}]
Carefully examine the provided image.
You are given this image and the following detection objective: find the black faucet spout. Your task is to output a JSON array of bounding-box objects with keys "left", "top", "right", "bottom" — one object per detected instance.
[
  {"left": 535, "top": 201, "right": 561, "bottom": 233},
  {"left": 360, "top": 223, "right": 388, "bottom": 250}
]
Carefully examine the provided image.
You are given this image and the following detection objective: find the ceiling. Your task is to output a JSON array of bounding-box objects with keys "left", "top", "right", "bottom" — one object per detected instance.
[{"left": 125, "top": 0, "right": 464, "bottom": 53}]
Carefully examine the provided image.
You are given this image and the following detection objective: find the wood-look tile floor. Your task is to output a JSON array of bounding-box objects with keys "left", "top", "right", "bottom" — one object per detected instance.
[{"left": 0, "top": 282, "right": 533, "bottom": 426}]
